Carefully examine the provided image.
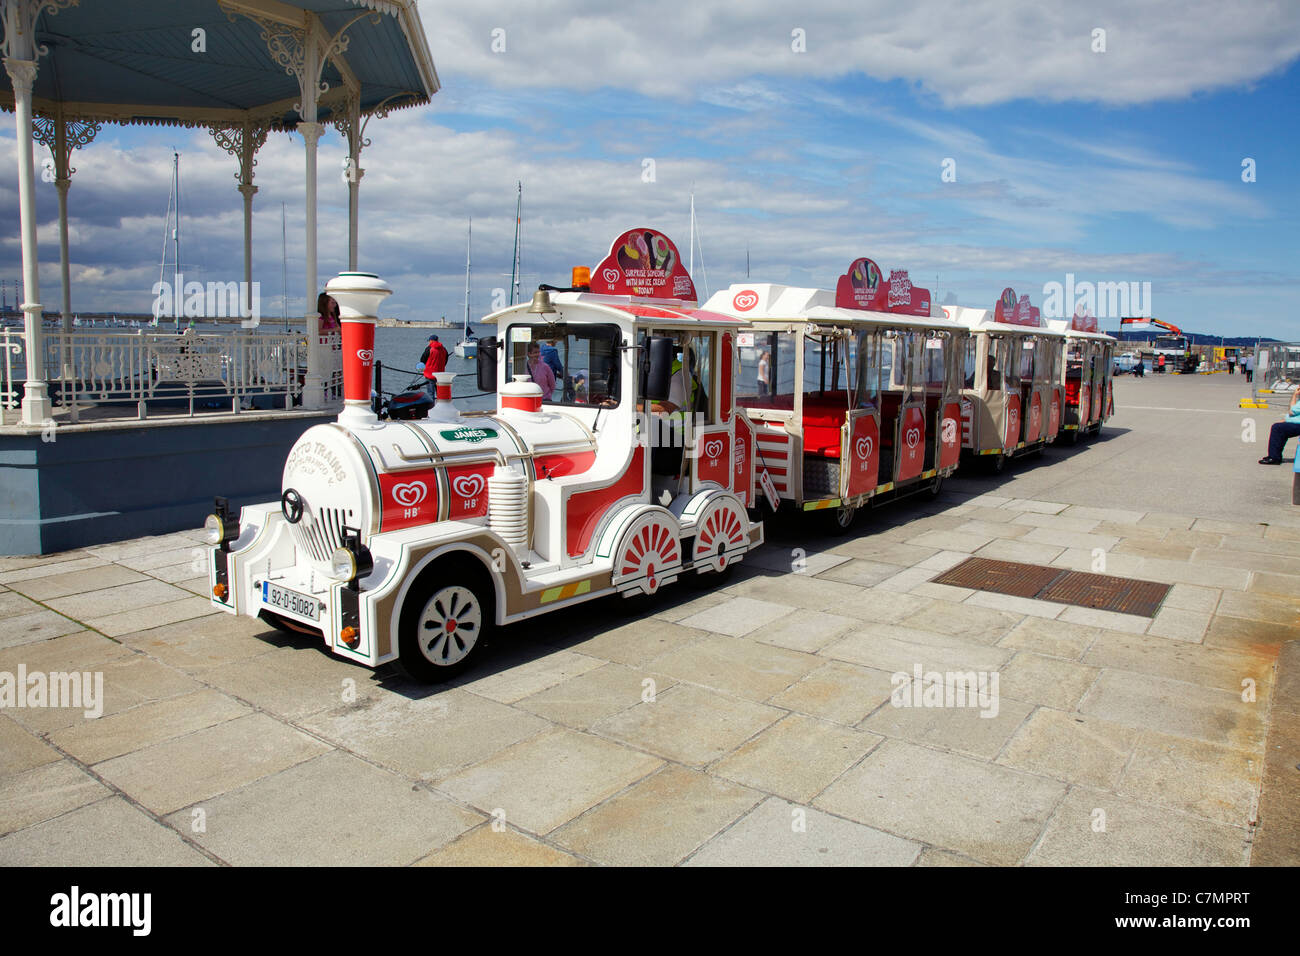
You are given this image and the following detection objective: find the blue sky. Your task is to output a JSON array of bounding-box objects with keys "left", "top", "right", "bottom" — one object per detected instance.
[{"left": 2, "top": 0, "right": 1298, "bottom": 337}]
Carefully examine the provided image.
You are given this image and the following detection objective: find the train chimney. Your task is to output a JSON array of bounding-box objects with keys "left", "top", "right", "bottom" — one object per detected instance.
[{"left": 325, "top": 272, "right": 393, "bottom": 425}]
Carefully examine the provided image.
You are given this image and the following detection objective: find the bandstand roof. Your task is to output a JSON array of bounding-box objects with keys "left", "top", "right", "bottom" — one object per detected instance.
[{"left": 0, "top": 0, "right": 439, "bottom": 129}]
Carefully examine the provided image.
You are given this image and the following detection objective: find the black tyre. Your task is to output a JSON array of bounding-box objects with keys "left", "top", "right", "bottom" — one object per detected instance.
[
  {"left": 928, "top": 474, "right": 944, "bottom": 498},
  {"left": 398, "top": 560, "right": 494, "bottom": 683},
  {"left": 823, "top": 503, "right": 858, "bottom": 535}
]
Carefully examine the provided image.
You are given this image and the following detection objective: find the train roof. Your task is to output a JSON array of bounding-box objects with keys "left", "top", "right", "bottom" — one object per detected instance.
[
  {"left": 941, "top": 304, "right": 1068, "bottom": 338},
  {"left": 701, "top": 283, "right": 966, "bottom": 333},
  {"left": 1046, "top": 318, "right": 1118, "bottom": 343},
  {"left": 481, "top": 291, "right": 744, "bottom": 330}
]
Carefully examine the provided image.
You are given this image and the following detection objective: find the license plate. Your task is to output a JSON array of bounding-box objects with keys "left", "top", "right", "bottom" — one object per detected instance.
[{"left": 262, "top": 581, "right": 321, "bottom": 621}]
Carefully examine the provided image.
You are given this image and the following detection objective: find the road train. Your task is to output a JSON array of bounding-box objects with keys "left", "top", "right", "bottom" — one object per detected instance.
[{"left": 206, "top": 230, "right": 1115, "bottom": 681}]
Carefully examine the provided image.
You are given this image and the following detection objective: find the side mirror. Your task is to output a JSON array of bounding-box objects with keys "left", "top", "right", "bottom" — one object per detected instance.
[
  {"left": 477, "top": 336, "right": 498, "bottom": 393},
  {"left": 642, "top": 336, "right": 674, "bottom": 402}
]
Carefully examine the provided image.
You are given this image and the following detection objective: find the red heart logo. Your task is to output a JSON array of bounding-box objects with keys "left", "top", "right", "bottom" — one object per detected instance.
[{"left": 732, "top": 291, "right": 759, "bottom": 312}]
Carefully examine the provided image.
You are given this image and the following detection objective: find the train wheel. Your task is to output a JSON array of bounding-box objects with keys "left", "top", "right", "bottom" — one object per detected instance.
[
  {"left": 928, "top": 475, "right": 944, "bottom": 498},
  {"left": 399, "top": 573, "right": 492, "bottom": 683},
  {"left": 987, "top": 453, "right": 1008, "bottom": 475},
  {"left": 824, "top": 503, "right": 858, "bottom": 535}
]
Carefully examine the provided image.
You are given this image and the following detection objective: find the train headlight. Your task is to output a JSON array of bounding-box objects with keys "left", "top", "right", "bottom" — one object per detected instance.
[
  {"left": 205, "top": 497, "right": 240, "bottom": 552},
  {"left": 331, "top": 526, "right": 374, "bottom": 590},
  {"left": 329, "top": 547, "right": 357, "bottom": 582}
]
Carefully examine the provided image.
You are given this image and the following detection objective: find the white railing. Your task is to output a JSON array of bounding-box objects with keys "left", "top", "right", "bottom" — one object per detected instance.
[{"left": 0, "top": 326, "right": 343, "bottom": 424}]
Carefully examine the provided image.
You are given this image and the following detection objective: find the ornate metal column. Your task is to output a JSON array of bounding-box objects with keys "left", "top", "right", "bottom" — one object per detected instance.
[
  {"left": 2, "top": 0, "right": 77, "bottom": 425},
  {"left": 210, "top": 119, "right": 270, "bottom": 324},
  {"left": 34, "top": 106, "right": 101, "bottom": 333},
  {"left": 334, "top": 91, "right": 364, "bottom": 271},
  {"left": 222, "top": 2, "right": 378, "bottom": 408}
]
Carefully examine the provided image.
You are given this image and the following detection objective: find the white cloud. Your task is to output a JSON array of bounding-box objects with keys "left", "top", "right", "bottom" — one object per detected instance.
[{"left": 419, "top": 0, "right": 1300, "bottom": 106}]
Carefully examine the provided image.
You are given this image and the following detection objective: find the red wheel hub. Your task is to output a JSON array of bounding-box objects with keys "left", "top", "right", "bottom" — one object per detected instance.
[{"left": 445, "top": 619, "right": 457, "bottom": 634}]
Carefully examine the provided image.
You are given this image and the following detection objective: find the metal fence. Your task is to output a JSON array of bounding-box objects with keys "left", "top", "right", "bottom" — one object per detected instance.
[
  {"left": 0, "top": 326, "right": 343, "bottom": 424},
  {"left": 1254, "top": 343, "right": 1300, "bottom": 390}
]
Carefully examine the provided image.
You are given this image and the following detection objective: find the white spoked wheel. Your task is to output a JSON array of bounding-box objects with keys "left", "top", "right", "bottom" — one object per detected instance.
[
  {"left": 825, "top": 502, "right": 857, "bottom": 535},
  {"left": 614, "top": 511, "right": 682, "bottom": 596},
  {"left": 399, "top": 573, "right": 493, "bottom": 683},
  {"left": 417, "top": 585, "right": 482, "bottom": 667},
  {"left": 693, "top": 496, "right": 749, "bottom": 571}
]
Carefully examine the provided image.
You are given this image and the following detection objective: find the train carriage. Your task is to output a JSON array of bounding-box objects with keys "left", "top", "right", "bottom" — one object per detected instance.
[
  {"left": 1049, "top": 311, "right": 1116, "bottom": 442},
  {"left": 205, "top": 230, "right": 763, "bottom": 681},
  {"left": 702, "top": 260, "right": 967, "bottom": 531},
  {"left": 943, "top": 289, "right": 1066, "bottom": 472}
]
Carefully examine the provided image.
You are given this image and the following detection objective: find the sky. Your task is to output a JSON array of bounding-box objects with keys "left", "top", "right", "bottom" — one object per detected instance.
[{"left": 1, "top": 0, "right": 1298, "bottom": 337}]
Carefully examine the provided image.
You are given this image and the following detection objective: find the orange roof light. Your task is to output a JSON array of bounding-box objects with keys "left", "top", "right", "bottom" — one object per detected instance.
[
  {"left": 212, "top": 583, "right": 227, "bottom": 600},
  {"left": 572, "top": 266, "right": 591, "bottom": 289}
]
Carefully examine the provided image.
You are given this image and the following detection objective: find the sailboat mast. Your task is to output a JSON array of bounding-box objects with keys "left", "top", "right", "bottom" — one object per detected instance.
[
  {"left": 688, "top": 192, "right": 695, "bottom": 278},
  {"left": 281, "top": 202, "right": 289, "bottom": 331},
  {"left": 172, "top": 151, "right": 181, "bottom": 331},
  {"left": 509, "top": 182, "right": 522, "bottom": 306},
  {"left": 464, "top": 218, "right": 472, "bottom": 335}
]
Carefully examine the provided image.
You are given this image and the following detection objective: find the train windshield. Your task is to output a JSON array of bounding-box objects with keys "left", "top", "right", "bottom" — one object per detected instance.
[{"left": 504, "top": 322, "right": 622, "bottom": 406}]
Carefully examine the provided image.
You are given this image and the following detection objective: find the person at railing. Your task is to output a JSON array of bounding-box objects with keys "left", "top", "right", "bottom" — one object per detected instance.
[
  {"left": 317, "top": 293, "right": 340, "bottom": 333},
  {"left": 420, "top": 334, "right": 448, "bottom": 401}
]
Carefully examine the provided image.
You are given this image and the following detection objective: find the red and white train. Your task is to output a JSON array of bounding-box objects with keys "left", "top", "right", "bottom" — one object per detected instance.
[{"left": 206, "top": 230, "right": 1115, "bottom": 680}]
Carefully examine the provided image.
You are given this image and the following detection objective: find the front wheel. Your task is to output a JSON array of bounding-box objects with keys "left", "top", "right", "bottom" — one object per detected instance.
[{"left": 399, "top": 579, "right": 492, "bottom": 683}]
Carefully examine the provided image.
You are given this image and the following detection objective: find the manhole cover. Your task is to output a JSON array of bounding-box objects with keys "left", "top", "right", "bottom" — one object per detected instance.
[
  {"left": 932, "top": 557, "right": 1171, "bottom": 618},
  {"left": 932, "top": 557, "right": 1067, "bottom": 598}
]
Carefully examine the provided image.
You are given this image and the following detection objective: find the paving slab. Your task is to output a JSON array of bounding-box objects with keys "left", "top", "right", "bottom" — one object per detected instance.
[
  {"left": 1082, "top": 632, "right": 1271, "bottom": 697},
  {"left": 824, "top": 623, "right": 1013, "bottom": 675},
  {"left": 901, "top": 601, "right": 1024, "bottom": 645},
  {"left": 415, "top": 824, "right": 585, "bottom": 866},
  {"left": 998, "top": 651, "right": 1100, "bottom": 710},
  {"left": 712, "top": 713, "right": 881, "bottom": 803},
  {"left": 816, "top": 558, "right": 908, "bottom": 588},
  {"left": 551, "top": 764, "right": 761, "bottom": 866},
  {"left": 457, "top": 650, "right": 606, "bottom": 704},
  {"left": 117, "top": 614, "right": 281, "bottom": 672},
  {"left": 591, "top": 682, "right": 783, "bottom": 767},
  {"left": 0, "top": 715, "right": 60, "bottom": 775},
  {"left": 647, "top": 633, "right": 820, "bottom": 702},
  {"left": 0, "top": 556, "right": 109, "bottom": 586},
  {"left": 815, "top": 739, "right": 1065, "bottom": 865},
  {"left": 722, "top": 574, "right": 867, "bottom": 613},
  {"left": 964, "top": 590, "right": 1066, "bottom": 620},
  {"left": 1057, "top": 606, "right": 1150, "bottom": 635},
  {"left": 569, "top": 617, "right": 705, "bottom": 666},
  {"left": 1010, "top": 512, "right": 1101, "bottom": 534},
  {"left": 1161, "top": 583, "right": 1221, "bottom": 614},
  {"left": 301, "top": 686, "right": 548, "bottom": 782},
  {"left": 686, "top": 796, "right": 921, "bottom": 867},
  {"left": 168, "top": 750, "right": 481, "bottom": 866},
  {"left": 436, "top": 728, "right": 662, "bottom": 835},
  {"left": 1027, "top": 786, "right": 1247, "bottom": 866},
  {"left": 0, "top": 630, "right": 131, "bottom": 674},
  {"left": 744, "top": 608, "right": 860, "bottom": 654},
  {"left": 8, "top": 564, "right": 150, "bottom": 601},
  {"left": 43, "top": 579, "right": 193, "bottom": 622},
  {"left": 1144, "top": 606, "right": 1212, "bottom": 643},
  {"left": 860, "top": 690, "right": 1033, "bottom": 760},
  {"left": 0, "top": 760, "right": 109, "bottom": 836},
  {"left": 201, "top": 644, "right": 381, "bottom": 720},
  {"left": 1078, "top": 669, "right": 1268, "bottom": 752},
  {"left": 0, "top": 609, "right": 84, "bottom": 650},
  {"left": 93, "top": 712, "right": 331, "bottom": 815},
  {"left": 0, "top": 796, "right": 213, "bottom": 866},
  {"left": 974, "top": 538, "right": 1067, "bottom": 565},
  {"left": 676, "top": 595, "right": 795, "bottom": 637},
  {"left": 83, "top": 597, "right": 220, "bottom": 638},
  {"left": 767, "top": 661, "right": 897, "bottom": 726},
  {"left": 997, "top": 708, "right": 1140, "bottom": 789},
  {"left": 1214, "top": 590, "right": 1300, "bottom": 624},
  {"left": 1204, "top": 614, "right": 1300, "bottom": 652},
  {"left": 49, "top": 689, "right": 251, "bottom": 765},
  {"left": 998, "top": 616, "right": 1104, "bottom": 661},
  {"left": 1117, "top": 731, "right": 1262, "bottom": 829}
]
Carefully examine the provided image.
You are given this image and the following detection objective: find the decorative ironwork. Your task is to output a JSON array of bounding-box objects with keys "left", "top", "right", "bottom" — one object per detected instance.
[
  {"left": 210, "top": 120, "right": 271, "bottom": 185},
  {"left": 32, "top": 111, "right": 100, "bottom": 178},
  {"left": 0, "top": 325, "right": 343, "bottom": 424},
  {"left": 1, "top": 0, "right": 78, "bottom": 61}
]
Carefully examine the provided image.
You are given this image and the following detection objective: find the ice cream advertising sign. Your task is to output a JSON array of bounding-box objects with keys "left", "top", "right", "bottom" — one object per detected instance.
[
  {"left": 884, "top": 269, "right": 933, "bottom": 317},
  {"left": 995, "top": 288, "right": 1041, "bottom": 327},
  {"left": 590, "top": 229, "right": 697, "bottom": 301},
  {"left": 835, "top": 258, "right": 887, "bottom": 311},
  {"left": 1070, "top": 309, "right": 1098, "bottom": 333}
]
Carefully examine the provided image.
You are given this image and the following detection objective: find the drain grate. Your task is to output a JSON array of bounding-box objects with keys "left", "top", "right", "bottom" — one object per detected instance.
[
  {"left": 931, "top": 557, "right": 1065, "bottom": 598},
  {"left": 932, "top": 557, "right": 1171, "bottom": 618}
]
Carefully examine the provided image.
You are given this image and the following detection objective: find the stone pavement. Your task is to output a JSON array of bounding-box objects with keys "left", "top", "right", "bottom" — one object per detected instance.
[{"left": 1, "top": 374, "right": 1297, "bottom": 866}]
